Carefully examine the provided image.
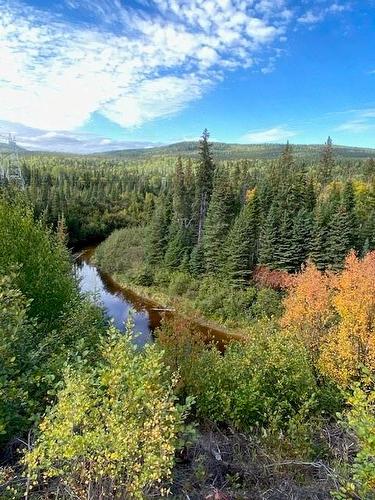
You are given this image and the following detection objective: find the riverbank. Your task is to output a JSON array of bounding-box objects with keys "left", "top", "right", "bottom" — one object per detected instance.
[
  {"left": 79, "top": 246, "right": 246, "bottom": 346},
  {"left": 109, "top": 270, "right": 247, "bottom": 343}
]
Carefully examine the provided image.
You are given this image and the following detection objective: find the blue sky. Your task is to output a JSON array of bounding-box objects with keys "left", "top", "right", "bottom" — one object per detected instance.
[{"left": 0, "top": 0, "right": 374, "bottom": 152}]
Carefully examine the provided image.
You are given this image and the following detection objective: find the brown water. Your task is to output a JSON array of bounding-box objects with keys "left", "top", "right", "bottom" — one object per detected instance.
[{"left": 75, "top": 247, "right": 244, "bottom": 348}]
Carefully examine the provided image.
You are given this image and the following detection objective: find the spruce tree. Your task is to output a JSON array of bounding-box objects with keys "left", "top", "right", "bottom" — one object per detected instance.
[
  {"left": 145, "top": 194, "right": 172, "bottom": 266},
  {"left": 342, "top": 180, "right": 358, "bottom": 250},
  {"left": 258, "top": 202, "right": 280, "bottom": 269},
  {"left": 193, "top": 129, "right": 216, "bottom": 243},
  {"left": 310, "top": 206, "right": 329, "bottom": 270},
  {"left": 203, "top": 168, "right": 235, "bottom": 275},
  {"left": 224, "top": 189, "right": 259, "bottom": 287},
  {"left": 290, "top": 208, "right": 313, "bottom": 271},
  {"left": 190, "top": 242, "right": 205, "bottom": 276},
  {"left": 274, "top": 210, "right": 296, "bottom": 272},
  {"left": 327, "top": 206, "right": 352, "bottom": 271},
  {"left": 317, "top": 136, "right": 335, "bottom": 183}
]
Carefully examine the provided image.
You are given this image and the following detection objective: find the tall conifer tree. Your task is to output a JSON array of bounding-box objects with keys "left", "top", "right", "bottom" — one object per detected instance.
[{"left": 224, "top": 189, "right": 260, "bottom": 287}]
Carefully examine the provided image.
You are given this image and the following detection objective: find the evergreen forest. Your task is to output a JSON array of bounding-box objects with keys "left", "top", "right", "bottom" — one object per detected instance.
[{"left": 0, "top": 132, "right": 374, "bottom": 499}]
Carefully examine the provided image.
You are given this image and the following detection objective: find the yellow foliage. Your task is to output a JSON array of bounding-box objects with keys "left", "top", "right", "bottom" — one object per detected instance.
[
  {"left": 281, "top": 261, "right": 335, "bottom": 356},
  {"left": 281, "top": 252, "right": 375, "bottom": 387},
  {"left": 25, "top": 327, "right": 188, "bottom": 499}
]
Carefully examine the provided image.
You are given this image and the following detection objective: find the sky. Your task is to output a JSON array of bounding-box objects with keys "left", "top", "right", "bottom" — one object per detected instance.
[{"left": 0, "top": 0, "right": 374, "bottom": 153}]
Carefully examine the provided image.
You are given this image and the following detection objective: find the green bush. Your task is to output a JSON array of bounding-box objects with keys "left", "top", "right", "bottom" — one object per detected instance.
[
  {"left": 95, "top": 226, "right": 146, "bottom": 279},
  {"left": 158, "top": 319, "right": 318, "bottom": 431},
  {"left": 0, "top": 197, "right": 105, "bottom": 444},
  {"left": 251, "top": 287, "right": 283, "bottom": 319},
  {"left": 0, "top": 274, "right": 36, "bottom": 442},
  {"left": 335, "top": 376, "right": 375, "bottom": 499},
  {"left": 168, "top": 271, "right": 193, "bottom": 296},
  {"left": 194, "top": 276, "right": 259, "bottom": 322},
  {"left": 26, "top": 327, "right": 190, "bottom": 499},
  {"left": 0, "top": 197, "right": 76, "bottom": 325}
]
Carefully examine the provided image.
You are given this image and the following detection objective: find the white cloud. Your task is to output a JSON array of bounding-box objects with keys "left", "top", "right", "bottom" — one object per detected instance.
[
  {"left": 335, "top": 108, "right": 375, "bottom": 134},
  {"left": 0, "top": 0, "right": 350, "bottom": 133},
  {"left": 240, "top": 126, "right": 297, "bottom": 143},
  {"left": 0, "top": 0, "right": 292, "bottom": 131},
  {"left": 298, "top": 1, "right": 351, "bottom": 24},
  {"left": 0, "top": 120, "right": 161, "bottom": 153}
]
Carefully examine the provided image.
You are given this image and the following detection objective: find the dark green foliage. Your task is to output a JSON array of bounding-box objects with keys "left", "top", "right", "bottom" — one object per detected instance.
[
  {"left": 290, "top": 208, "right": 313, "bottom": 271},
  {"left": 160, "top": 320, "right": 317, "bottom": 430},
  {"left": 317, "top": 136, "right": 335, "bottom": 183},
  {"left": 0, "top": 196, "right": 76, "bottom": 325},
  {"left": 0, "top": 198, "right": 105, "bottom": 443},
  {"left": 164, "top": 225, "right": 191, "bottom": 269},
  {"left": 203, "top": 168, "right": 236, "bottom": 274},
  {"left": 145, "top": 194, "right": 172, "bottom": 266},
  {"left": 189, "top": 242, "right": 205, "bottom": 276},
  {"left": 194, "top": 129, "right": 216, "bottom": 243},
  {"left": 258, "top": 202, "right": 279, "bottom": 268},
  {"left": 95, "top": 226, "right": 146, "bottom": 278},
  {"left": 224, "top": 190, "right": 259, "bottom": 287}
]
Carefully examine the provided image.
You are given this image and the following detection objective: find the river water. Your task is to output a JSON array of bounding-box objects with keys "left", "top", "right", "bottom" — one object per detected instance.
[
  {"left": 74, "top": 247, "right": 243, "bottom": 348},
  {"left": 74, "top": 247, "right": 162, "bottom": 346}
]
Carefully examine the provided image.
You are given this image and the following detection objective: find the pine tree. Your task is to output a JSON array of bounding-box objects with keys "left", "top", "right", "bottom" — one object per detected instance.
[
  {"left": 274, "top": 210, "right": 296, "bottom": 272},
  {"left": 190, "top": 242, "right": 205, "bottom": 276},
  {"left": 317, "top": 136, "right": 335, "bottom": 183},
  {"left": 57, "top": 213, "right": 68, "bottom": 246},
  {"left": 258, "top": 202, "right": 280, "bottom": 269},
  {"left": 280, "top": 141, "right": 294, "bottom": 171},
  {"left": 290, "top": 208, "right": 313, "bottom": 271},
  {"left": 310, "top": 207, "right": 331, "bottom": 270},
  {"left": 342, "top": 180, "right": 358, "bottom": 250},
  {"left": 193, "top": 129, "right": 216, "bottom": 243},
  {"left": 145, "top": 195, "right": 172, "bottom": 266},
  {"left": 164, "top": 225, "right": 190, "bottom": 269},
  {"left": 203, "top": 168, "right": 235, "bottom": 275},
  {"left": 327, "top": 206, "right": 352, "bottom": 271},
  {"left": 224, "top": 189, "right": 259, "bottom": 287}
]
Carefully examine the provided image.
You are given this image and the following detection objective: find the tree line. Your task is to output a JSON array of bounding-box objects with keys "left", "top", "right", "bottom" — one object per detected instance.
[{"left": 145, "top": 131, "right": 375, "bottom": 285}]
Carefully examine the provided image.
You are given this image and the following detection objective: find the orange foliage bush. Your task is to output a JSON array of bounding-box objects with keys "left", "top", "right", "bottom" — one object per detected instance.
[
  {"left": 281, "top": 252, "right": 375, "bottom": 387},
  {"left": 319, "top": 251, "right": 375, "bottom": 386},
  {"left": 253, "top": 266, "right": 294, "bottom": 290},
  {"left": 280, "top": 261, "right": 335, "bottom": 355}
]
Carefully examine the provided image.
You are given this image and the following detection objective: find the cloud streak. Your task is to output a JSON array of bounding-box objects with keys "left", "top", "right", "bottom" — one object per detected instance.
[
  {"left": 240, "top": 126, "right": 297, "bottom": 143},
  {"left": 0, "top": 0, "right": 291, "bottom": 131},
  {"left": 0, "top": 121, "right": 160, "bottom": 153},
  {"left": 335, "top": 108, "right": 375, "bottom": 134}
]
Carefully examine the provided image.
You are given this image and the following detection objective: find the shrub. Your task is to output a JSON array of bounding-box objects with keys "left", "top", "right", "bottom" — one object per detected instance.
[
  {"left": 158, "top": 319, "right": 317, "bottom": 431},
  {"left": 168, "top": 271, "right": 193, "bottom": 297},
  {"left": 95, "top": 226, "right": 146, "bottom": 279},
  {"left": 0, "top": 197, "right": 76, "bottom": 325},
  {"left": 335, "top": 375, "right": 375, "bottom": 498},
  {"left": 281, "top": 252, "right": 375, "bottom": 387},
  {"left": 26, "top": 327, "right": 189, "bottom": 499},
  {"left": 194, "top": 277, "right": 257, "bottom": 322},
  {"left": 251, "top": 287, "right": 283, "bottom": 319},
  {"left": 134, "top": 266, "right": 154, "bottom": 286},
  {"left": 0, "top": 274, "right": 36, "bottom": 443},
  {"left": 253, "top": 266, "right": 294, "bottom": 290}
]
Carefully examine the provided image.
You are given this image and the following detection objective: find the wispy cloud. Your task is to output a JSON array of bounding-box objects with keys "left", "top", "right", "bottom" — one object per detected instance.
[
  {"left": 335, "top": 108, "right": 375, "bottom": 134},
  {"left": 0, "top": 0, "right": 291, "bottom": 131},
  {"left": 240, "top": 126, "right": 297, "bottom": 143},
  {"left": 298, "top": 1, "right": 351, "bottom": 24},
  {"left": 0, "top": 121, "right": 160, "bottom": 153},
  {"left": 0, "top": 0, "right": 347, "bottom": 134}
]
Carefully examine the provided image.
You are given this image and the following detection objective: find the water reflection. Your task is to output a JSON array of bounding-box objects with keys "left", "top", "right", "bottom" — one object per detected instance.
[{"left": 75, "top": 248, "right": 156, "bottom": 347}]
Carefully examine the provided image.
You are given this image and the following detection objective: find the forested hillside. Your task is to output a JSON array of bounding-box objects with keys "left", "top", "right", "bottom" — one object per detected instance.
[
  {"left": 97, "top": 141, "right": 375, "bottom": 160},
  {"left": 0, "top": 132, "right": 374, "bottom": 499}
]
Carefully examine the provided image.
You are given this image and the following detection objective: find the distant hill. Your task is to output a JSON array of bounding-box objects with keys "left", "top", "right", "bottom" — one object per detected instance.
[
  {"left": 96, "top": 141, "right": 375, "bottom": 161},
  {"left": 0, "top": 141, "right": 27, "bottom": 153}
]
